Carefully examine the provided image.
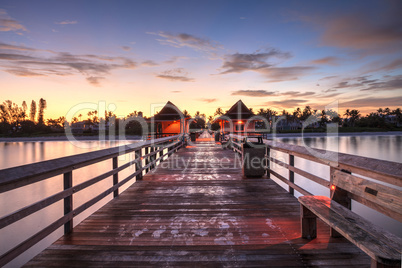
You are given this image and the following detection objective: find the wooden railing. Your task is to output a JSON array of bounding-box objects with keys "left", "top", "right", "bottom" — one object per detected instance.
[
  {"left": 229, "top": 134, "right": 402, "bottom": 219},
  {"left": 147, "top": 132, "right": 180, "bottom": 139},
  {"left": 0, "top": 135, "right": 186, "bottom": 266}
]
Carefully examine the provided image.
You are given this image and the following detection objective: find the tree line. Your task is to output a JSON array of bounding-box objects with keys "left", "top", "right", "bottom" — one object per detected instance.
[
  {"left": 0, "top": 99, "right": 51, "bottom": 135},
  {"left": 210, "top": 106, "right": 402, "bottom": 131},
  {"left": 1, "top": 99, "right": 401, "bottom": 136}
]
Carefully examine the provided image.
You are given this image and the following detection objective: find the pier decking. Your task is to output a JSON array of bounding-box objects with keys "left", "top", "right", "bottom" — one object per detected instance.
[{"left": 24, "top": 137, "right": 370, "bottom": 267}]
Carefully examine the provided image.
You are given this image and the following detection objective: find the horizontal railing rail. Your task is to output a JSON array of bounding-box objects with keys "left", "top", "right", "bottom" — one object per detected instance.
[
  {"left": 147, "top": 132, "right": 180, "bottom": 139},
  {"left": 229, "top": 134, "right": 402, "bottom": 219},
  {"left": 0, "top": 134, "right": 185, "bottom": 267}
]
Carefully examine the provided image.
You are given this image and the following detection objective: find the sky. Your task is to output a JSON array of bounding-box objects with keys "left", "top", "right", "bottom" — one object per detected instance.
[{"left": 0, "top": 0, "right": 401, "bottom": 120}]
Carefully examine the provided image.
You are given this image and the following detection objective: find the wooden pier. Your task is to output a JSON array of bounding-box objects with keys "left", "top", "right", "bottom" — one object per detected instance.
[{"left": 23, "top": 136, "right": 372, "bottom": 267}]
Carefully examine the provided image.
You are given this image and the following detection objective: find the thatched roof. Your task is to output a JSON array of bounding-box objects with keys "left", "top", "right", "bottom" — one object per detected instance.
[
  {"left": 217, "top": 100, "right": 254, "bottom": 120},
  {"left": 149, "top": 101, "right": 187, "bottom": 121}
]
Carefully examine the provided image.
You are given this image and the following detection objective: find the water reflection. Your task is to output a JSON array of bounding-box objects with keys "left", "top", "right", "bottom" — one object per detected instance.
[{"left": 0, "top": 136, "right": 401, "bottom": 267}]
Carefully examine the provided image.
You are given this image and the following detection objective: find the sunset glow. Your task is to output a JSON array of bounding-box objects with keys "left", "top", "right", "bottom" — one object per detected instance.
[{"left": 0, "top": 0, "right": 401, "bottom": 120}]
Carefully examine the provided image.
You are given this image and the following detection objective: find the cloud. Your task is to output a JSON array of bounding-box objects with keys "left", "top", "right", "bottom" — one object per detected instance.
[
  {"left": 220, "top": 49, "right": 291, "bottom": 74},
  {"left": 279, "top": 91, "right": 315, "bottom": 97},
  {"left": 55, "top": 20, "right": 78, "bottom": 25},
  {"left": 163, "top": 56, "right": 187, "bottom": 64},
  {"left": 319, "top": 76, "right": 338, "bottom": 81},
  {"left": 199, "top": 98, "right": 217, "bottom": 103},
  {"left": 259, "top": 66, "right": 316, "bottom": 82},
  {"left": 86, "top": 76, "right": 105, "bottom": 86},
  {"left": 266, "top": 99, "right": 309, "bottom": 108},
  {"left": 142, "top": 60, "right": 158, "bottom": 67},
  {"left": 219, "top": 49, "right": 315, "bottom": 82},
  {"left": 0, "top": 42, "right": 37, "bottom": 51},
  {"left": 309, "top": 2, "right": 402, "bottom": 54},
  {"left": 322, "top": 88, "right": 337, "bottom": 93},
  {"left": 156, "top": 68, "right": 195, "bottom": 82},
  {"left": 171, "top": 90, "right": 181, "bottom": 93},
  {"left": 5, "top": 68, "right": 45, "bottom": 77},
  {"left": 310, "top": 56, "right": 339, "bottom": 65},
  {"left": 231, "top": 90, "right": 276, "bottom": 97},
  {"left": 0, "top": 9, "right": 27, "bottom": 32},
  {"left": 0, "top": 42, "right": 137, "bottom": 85},
  {"left": 363, "top": 58, "right": 402, "bottom": 74},
  {"left": 327, "top": 75, "right": 401, "bottom": 92},
  {"left": 150, "top": 31, "right": 223, "bottom": 52},
  {"left": 340, "top": 96, "right": 402, "bottom": 108},
  {"left": 361, "top": 76, "right": 402, "bottom": 91},
  {"left": 121, "top": 46, "right": 131, "bottom": 51}
]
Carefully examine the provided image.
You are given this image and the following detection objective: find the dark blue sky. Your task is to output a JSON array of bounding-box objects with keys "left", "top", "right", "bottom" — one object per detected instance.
[{"left": 0, "top": 0, "right": 401, "bottom": 118}]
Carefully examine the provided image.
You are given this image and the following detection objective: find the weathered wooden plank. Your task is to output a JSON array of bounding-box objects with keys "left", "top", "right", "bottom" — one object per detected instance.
[
  {"left": 22, "top": 137, "right": 371, "bottom": 267},
  {"left": 269, "top": 156, "right": 330, "bottom": 188},
  {"left": 265, "top": 140, "right": 402, "bottom": 187},
  {"left": 299, "top": 196, "right": 401, "bottom": 266},
  {"left": 0, "top": 135, "right": 181, "bottom": 193},
  {"left": 332, "top": 169, "right": 402, "bottom": 222}
]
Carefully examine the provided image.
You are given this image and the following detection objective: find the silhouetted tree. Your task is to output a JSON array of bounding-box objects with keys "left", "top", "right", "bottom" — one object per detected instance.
[
  {"left": 349, "top": 109, "right": 360, "bottom": 127},
  {"left": 214, "top": 108, "right": 224, "bottom": 116},
  {"left": 22, "top": 101, "right": 27, "bottom": 114},
  {"left": 182, "top": 110, "right": 190, "bottom": 117},
  {"left": 30, "top": 100, "right": 36, "bottom": 122},
  {"left": 38, "top": 98, "right": 47, "bottom": 125}
]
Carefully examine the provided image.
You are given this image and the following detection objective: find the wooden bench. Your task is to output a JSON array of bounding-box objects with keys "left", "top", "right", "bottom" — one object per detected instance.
[{"left": 299, "top": 169, "right": 402, "bottom": 268}]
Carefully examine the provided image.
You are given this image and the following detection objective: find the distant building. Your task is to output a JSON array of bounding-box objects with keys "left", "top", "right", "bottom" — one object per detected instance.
[
  {"left": 70, "top": 120, "right": 103, "bottom": 133},
  {"left": 147, "top": 101, "right": 190, "bottom": 135},
  {"left": 215, "top": 100, "right": 259, "bottom": 134},
  {"left": 273, "top": 116, "right": 302, "bottom": 131}
]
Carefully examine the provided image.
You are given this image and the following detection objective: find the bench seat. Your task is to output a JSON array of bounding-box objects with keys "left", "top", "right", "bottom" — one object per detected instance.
[{"left": 299, "top": 195, "right": 402, "bottom": 267}]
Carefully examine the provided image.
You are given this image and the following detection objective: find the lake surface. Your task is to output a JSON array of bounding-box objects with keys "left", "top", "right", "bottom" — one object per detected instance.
[
  {"left": 0, "top": 140, "right": 141, "bottom": 268},
  {"left": 0, "top": 135, "right": 401, "bottom": 267}
]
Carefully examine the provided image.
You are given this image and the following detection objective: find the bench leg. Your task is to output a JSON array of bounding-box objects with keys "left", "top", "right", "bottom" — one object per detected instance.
[
  {"left": 301, "top": 204, "right": 316, "bottom": 239},
  {"left": 371, "top": 259, "right": 401, "bottom": 268}
]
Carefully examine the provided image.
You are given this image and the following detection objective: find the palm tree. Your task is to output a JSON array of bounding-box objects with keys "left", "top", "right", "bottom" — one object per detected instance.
[
  {"left": 293, "top": 107, "right": 301, "bottom": 121},
  {"left": 349, "top": 109, "right": 360, "bottom": 127},
  {"left": 392, "top": 108, "right": 402, "bottom": 125},
  {"left": 214, "top": 108, "right": 224, "bottom": 116},
  {"left": 377, "top": 108, "right": 383, "bottom": 116},
  {"left": 182, "top": 110, "right": 190, "bottom": 117}
]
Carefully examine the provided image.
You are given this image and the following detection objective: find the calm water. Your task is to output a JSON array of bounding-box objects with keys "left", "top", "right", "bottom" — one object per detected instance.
[
  {"left": 0, "top": 135, "right": 401, "bottom": 267},
  {"left": 0, "top": 140, "right": 141, "bottom": 268}
]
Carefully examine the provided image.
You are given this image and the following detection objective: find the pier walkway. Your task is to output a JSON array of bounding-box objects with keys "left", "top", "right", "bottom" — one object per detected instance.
[{"left": 25, "top": 135, "right": 370, "bottom": 267}]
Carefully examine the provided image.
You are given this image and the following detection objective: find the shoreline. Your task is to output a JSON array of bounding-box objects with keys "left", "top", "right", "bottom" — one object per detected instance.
[
  {"left": 264, "top": 131, "right": 402, "bottom": 139},
  {"left": 0, "top": 135, "right": 143, "bottom": 142},
  {"left": 0, "top": 131, "right": 401, "bottom": 142}
]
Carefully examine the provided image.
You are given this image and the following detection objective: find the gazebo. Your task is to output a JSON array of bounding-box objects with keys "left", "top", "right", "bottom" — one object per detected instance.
[
  {"left": 215, "top": 100, "right": 258, "bottom": 134},
  {"left": 148, "top": 101, "right": 190, "bottom": 136}
]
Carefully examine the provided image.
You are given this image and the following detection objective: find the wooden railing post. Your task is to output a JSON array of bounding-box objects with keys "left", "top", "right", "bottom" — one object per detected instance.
[
  {"left": 266, "top": 147, "right": 270, "bottom": 178},
  {"left": 330, "top": 167, "right": 351, "bottom": 237},
  {"left": 63, "top": 171, "right": 73, "bottom": 234},
  {"left": 150, "top": 146, "right": 154, "bottom": 170},
  {"left": 145, "top": 147, "right": 149, "bottom": 173},
  {"left": 159, "top": 146, "right": 164, "bottom": 163},
  {"left": 113, "top": 157, "right": 119, "bottom": 198},
  {"left": 135, "top": 149, "right": 143, "bottom": 180},
  {"left": 289, "top": 154, "right": 294, "bottom": 195}
]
